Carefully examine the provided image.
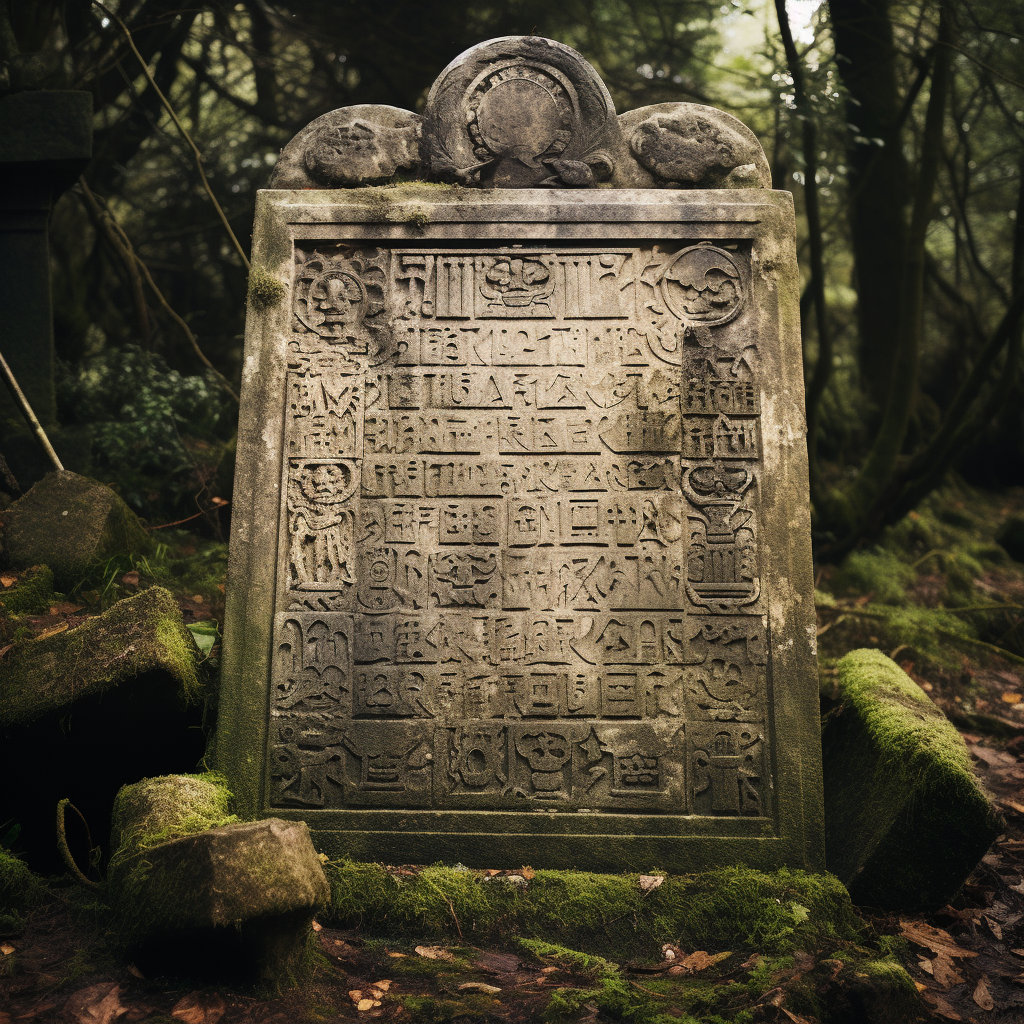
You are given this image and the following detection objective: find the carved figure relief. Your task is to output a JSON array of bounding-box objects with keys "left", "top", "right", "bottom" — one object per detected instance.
[{"left": 288, "top": 461, "right": 357, "bottom": 591}]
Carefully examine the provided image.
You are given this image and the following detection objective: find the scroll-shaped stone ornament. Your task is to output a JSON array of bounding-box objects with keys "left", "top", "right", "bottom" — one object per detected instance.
[{"left": 269, "top": 38, "right": 769, "bottom": 190}]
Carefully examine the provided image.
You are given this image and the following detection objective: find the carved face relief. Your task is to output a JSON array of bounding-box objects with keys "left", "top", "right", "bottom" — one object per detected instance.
[
  {"left": 297, "top": 462, "right": 356, "bottom": 506},
  {"left": 479, "top": 255, "right": 553, "bottom": 310},
  {"left": 294, "top": 255, "right": 368, "bottom": 337}
]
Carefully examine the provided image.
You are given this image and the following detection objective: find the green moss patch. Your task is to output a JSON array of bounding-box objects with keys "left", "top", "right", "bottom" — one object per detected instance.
[
  {"left": 322, "top": 862, "right": 859, "bottom": 959},
  {"left": 0, "top": 585, "right": 203, "bottom": 729},
  {"left": 822, "top": 649, "right": 1003, "bottom": 909},
  {"left": 0, "top": 565, "right": 55, "bottom": 616}
]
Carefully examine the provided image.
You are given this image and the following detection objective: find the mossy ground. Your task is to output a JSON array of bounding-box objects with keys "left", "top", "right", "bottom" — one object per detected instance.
[{"left": 323, "top": 862, "right": 859, "bottom": 959}]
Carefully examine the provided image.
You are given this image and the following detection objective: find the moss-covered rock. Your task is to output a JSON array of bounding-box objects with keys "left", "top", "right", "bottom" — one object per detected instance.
[
  {"left": 0, "top": 564, "right": 55, "bottom": 616},
  {"left": 0, "top": 588, "right": 208, "bottom": 872},
  {"left": 323, "top": 861, "right": 859, "bottom": 958},
  {"left": 0, "top": 585, "right": 201, "bottom": 728},
  {"left": 107, "top": 774, "right": 329, "bottom": 984},
  {"left": 822, "top": 649, "right": 1003, "bottom": 910},
  {"left": 0, "top": 470, "right": 149, "bottom": 588}
]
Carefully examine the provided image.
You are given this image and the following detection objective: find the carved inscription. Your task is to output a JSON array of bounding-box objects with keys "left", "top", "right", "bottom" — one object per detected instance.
[{"left": 270, "top": 243, "right": 768, "bottom": 816}]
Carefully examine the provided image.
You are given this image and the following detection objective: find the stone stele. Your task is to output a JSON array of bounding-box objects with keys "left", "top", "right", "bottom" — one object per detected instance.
[{"left": 219, "top": 37, "right": 823, "bottom": 872}]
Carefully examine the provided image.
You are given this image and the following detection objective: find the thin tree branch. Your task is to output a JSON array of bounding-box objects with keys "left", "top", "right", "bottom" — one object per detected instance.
[{"left": 90, "top": 0, "right": 251, "bottom": 271}]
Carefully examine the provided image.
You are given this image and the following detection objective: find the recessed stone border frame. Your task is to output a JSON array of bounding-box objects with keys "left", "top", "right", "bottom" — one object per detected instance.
[{"left": 218, "top": 185, "right": 823, "bottom": 872}]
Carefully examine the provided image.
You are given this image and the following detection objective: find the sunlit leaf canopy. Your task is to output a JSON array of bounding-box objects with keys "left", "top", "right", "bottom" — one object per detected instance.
[{"left": 3, "top": 0, "right": 1021, "bottom": 550}]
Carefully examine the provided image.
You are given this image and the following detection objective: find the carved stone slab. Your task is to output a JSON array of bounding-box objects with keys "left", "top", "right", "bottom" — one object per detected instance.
[
  {"left": 220, "top": 38, "right": 821, "bottom": 872},
  {"left": 220, "top": 187, "right": 822, "bottom": 871}
]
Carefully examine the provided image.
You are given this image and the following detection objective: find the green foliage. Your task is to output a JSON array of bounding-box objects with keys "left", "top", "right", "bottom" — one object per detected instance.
[
  {"left": 56, "top": 347, "right": 234, "bottom": 518},
  {"left": 0, "top": 565, "right": 55, "bottom": 616}
]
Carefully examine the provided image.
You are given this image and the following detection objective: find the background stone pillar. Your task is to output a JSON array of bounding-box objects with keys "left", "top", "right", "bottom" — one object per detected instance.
[{"left": 0, "top": 90, "right": 92, "bottom": 484}]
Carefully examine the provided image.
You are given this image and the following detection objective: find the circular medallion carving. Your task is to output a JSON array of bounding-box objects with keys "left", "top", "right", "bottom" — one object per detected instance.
[{"left": 659, "top": 244, "right": 743, "bottom": 326}]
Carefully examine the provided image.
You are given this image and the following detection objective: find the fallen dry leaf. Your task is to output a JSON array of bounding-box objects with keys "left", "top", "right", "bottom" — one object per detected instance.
[
  {"left": 0, "top": 574, "right": 17, "bottom": 587},
  {"left": 638, "top": 874, "right": 664, "bottom": 893},
  {"left": 415, "top": 945, "right": 457, "bottom": 961},
  {"left": 357, "top": 998, "right": 375, "bottom": 1011},
  {"left": 126, "top": 965, "right": 144, "bottom": 979},
  {"left": 311, "top": 919, "right": 322, "bottom": 932},
  {"left": 1002, "top": 693, "right": 1022, "bottom": 705},
  {"left": 973, "top": 976, "right": 994, "bottom": 1011},
  {"left": 915, "top": 981, "right": 928, "bottom": 992},
  {"left": 373, "top": 980, "right": 391, "bottom": 993},
  {"left": 921, "top": 990, "right": 963, "bottom": 1020},
  {"left": 387, "top": 951, "right": 407, "bottom": 958},
  {"left": 521, "top": 865, "right": 535, "bottom": 880},
  {"left": 932, "top": 954, "right": 965, "bottom": 990},
  {"left": 171, "top": 992, "right": 226, "bottom": 1024},
  {"left": 458, "top": 982, "right": 501, "bottom": 995},
  {"left": 66, "top": 984, "right": 128, "bottom": 1024},
  {"left": 678, "top": 950, "right": 731, "bottom": 973},
  {"left": 900, "top": 920, "right": 980, "bottom": 959},
  {"left": 0, "top": 942, "right": 14, "bottom": 955},
  {"left": 1002, "top": 799, "right": 1024, "bottom": 816}
]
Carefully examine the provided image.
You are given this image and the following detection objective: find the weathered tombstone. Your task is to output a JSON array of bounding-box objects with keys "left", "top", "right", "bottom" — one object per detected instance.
[{"left": 219, "top": 38, "right": 822, "bottom": 872}]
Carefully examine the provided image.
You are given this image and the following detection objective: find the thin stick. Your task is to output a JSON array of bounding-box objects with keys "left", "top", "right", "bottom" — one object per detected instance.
[
  {"left": 0, "top": 349, "right": 64, "bottom": 472},
  {"left": 56, "top": 798, "right": 100, "bottom": 889},
  {"left": 90, "top": 0, "right": 251, "bottom": 271}
]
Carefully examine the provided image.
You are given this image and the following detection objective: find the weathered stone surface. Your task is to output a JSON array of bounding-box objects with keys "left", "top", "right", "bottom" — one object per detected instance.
[
  {"left": 619, "top": 103, "right": 772, "bottom": 188},
  {"left": 269, "top": 37, "right": 768, "bottom": 191},
  {"left": 0, "top": 586, "right": 200, "bottom": 728},
  {"left": 822, "top": 649, "right": 1003, "bottom": 910},
  {"left": 224, "top": 37, "right": 819, "bottom": 874},
  {"left": 0, "top": 564, "right": 55, "bottom": 616},
  {"left": 108, "top": 776, "right": 328, "bottom": 981},
  {"left": 0, "top": 471, "right": 149, "bottom": 588},
  {"left": 271, "top": 105, "right": 423, "bottom": 188}
]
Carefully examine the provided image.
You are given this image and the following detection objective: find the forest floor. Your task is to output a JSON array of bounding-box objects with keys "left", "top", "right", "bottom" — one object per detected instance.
[{"left": 2, "top": 482, "right": 1024, "bottom": 1024}]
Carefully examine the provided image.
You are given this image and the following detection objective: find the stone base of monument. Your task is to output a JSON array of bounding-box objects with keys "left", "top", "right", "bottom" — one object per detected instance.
[
  {"left": 107, "top": 775, "right": 329, "bottom": 984},
  {"left": 1, "top": 470, "right": 151, "bottom": 589},
  {"left": 822, "top": 649, "right": 1003, "bottom": 911},
  {"left": 0, "top": 588, "right": 208, "bottom": 873}
]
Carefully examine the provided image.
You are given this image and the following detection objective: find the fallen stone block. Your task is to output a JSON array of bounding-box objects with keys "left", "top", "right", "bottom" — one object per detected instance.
[
  {"left": 108, "top": 774, "right": 329, "bottom": 982},
  {"left": 0, "top": 587, "right": 207, "bottom": 871},
  {"left": 822, "top": 649, "right": 1002, "bottom": 910},
  {"left": 0, "top": 470, "right": 149, "bottom": 588}
]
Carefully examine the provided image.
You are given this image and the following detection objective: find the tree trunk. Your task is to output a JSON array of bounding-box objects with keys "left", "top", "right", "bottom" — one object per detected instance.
[{"left": 829, "top": 0, "right": 911, "bottom": 402}]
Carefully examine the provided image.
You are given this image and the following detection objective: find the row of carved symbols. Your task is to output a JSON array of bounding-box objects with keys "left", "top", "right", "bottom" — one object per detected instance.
[
  {"left": 359, "top": 455, "right": 684, "bottom": 498},
  {"left": 272, "top": 611, "right": 765, "bottom": 679},
  {"left": 364, "top": 367, "right": 683, "bottom": 412},
  {"left": 391, "top": 247, "right": 744, "bottom": 328},
  {"left": 360, "top": 494, "right": 683, "bottom": 547},
  {"left": 361, "top": 408, "right": 685, "bottom": 455},
  {"left": 267, "top": 717, "right": 765, "bottom": 816}
]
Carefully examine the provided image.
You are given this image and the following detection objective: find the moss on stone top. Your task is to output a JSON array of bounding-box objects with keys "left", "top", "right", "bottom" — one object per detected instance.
[
  {"left": 0, "top": 586, "right": 203, "bottom": 728},
  {"left": 322, "top": 861, "right": 859, "bottom": 959},
  {"left": 108, "top": 773, "right": 238, "bottom": 866}
]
